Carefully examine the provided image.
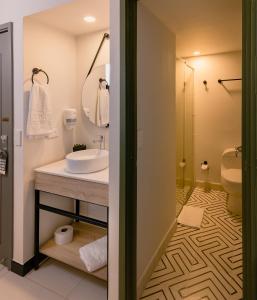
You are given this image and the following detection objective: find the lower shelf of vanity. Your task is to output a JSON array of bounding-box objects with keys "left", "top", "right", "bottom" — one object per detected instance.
[{"left": 40, "top": 222, "right": 108, "bottom": 281}]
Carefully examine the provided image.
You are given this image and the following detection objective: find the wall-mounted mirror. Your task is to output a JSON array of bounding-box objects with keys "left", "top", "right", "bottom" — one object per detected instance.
[{"left": 82, "top": 64, "right": 110, "bottom": 127}]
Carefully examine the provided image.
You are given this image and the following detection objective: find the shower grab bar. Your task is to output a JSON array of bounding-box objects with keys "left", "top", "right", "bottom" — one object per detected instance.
[{"left": 218, "top": 78, "right": 242, "bottom": 84}]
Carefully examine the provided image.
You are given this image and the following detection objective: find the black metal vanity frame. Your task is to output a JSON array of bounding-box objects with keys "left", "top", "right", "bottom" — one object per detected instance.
[{"left": 34, "top": 189, "right": 108, "bottom": 270}]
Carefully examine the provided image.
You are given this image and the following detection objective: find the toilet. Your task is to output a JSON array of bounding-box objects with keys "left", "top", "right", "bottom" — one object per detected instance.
[{"left": 221, "top": 148, "right": 242, "bottom": 216}]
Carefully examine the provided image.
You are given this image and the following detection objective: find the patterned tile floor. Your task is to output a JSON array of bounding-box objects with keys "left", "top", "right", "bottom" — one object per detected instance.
[{"left": 141, "top": 187, "right": 242, "bottom": 300}]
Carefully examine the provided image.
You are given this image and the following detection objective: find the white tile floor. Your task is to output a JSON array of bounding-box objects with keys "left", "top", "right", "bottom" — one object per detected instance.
[
  {"left": 0, "top": 259, "right": 107, "bottom": 300},
  {"left": 141, "top": 188, "right": 242, "bottom": 299}
]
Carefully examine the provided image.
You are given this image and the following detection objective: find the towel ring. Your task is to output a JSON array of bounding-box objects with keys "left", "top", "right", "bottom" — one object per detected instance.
[
  {"left": 98, "top": 78, "right": 110, "bottom": 128},
  {"left": 31, "top": 68, "right": 49, "bottom": 84}
]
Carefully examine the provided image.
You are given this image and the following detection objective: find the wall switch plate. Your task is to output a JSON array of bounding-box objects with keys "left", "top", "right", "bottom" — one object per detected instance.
[{"left": 14, "top": 130, "right": 23, "bottom": 147}]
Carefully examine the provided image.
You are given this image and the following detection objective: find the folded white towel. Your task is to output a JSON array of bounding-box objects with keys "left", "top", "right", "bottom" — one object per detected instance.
[
  {"left": 96, "top": 87, "right": 109, "bottom": 127},
  {"left": 79, "top": 236, "right": 107, "bottom": 273},
  {"left": 26, "top": 82, "right": 55, "bottom": 138}
]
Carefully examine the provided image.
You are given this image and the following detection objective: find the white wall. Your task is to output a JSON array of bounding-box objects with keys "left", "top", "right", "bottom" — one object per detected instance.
[
  {"left": 188, "top": 51, "right": 242, "bottom": 184},
  {"left": 23, "top": 18, "right": 112, "bottom": 263},
  {"left": 0, "top": 0, "right": 71, "bottom": 265},
  {"left": 24, "top": 19, "right": 111, "bottom": 264},
  {"left": 137, "top": 2, "right": 176, "bottom": 286},
  {"left": 23, "top": 18, "right": 78, "bottom": 261}
]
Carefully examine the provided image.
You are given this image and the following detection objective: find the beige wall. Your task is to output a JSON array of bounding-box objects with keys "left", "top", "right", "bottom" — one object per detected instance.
[
  {"left": 137, "top": 2, "right": 176, "bottom": 285},
  {"left": 188, "top": 51, "right": 242, "bottom": 184}
]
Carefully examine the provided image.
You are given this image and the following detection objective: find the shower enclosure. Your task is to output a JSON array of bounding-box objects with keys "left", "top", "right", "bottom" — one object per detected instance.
[{"left": 176, "top": 60, "right": 194, "bottom": 216}]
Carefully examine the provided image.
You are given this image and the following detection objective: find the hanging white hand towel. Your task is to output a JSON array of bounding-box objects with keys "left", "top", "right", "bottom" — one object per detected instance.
[
  {"left": 79, "top": 235, "right": 107, "bottom": 272},
  {"left": 26, "top": 82, "right": 54, "bottom": 138},
  {"left": 96, "top": 87, "right": 109, "bottom": 127}
]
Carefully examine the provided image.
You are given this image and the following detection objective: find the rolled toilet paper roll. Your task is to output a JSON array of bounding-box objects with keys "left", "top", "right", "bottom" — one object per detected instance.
[
  {"left": 179, "top": 161, "right": 186, "bottom": 168},
  {"left": 201, "top": 163, "right": 209, "bottom": 171},
  {"left": 54, "top": 225, "right": 74, "bottom": 245}
]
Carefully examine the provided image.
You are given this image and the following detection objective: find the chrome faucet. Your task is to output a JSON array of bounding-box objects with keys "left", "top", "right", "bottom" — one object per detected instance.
[
  {"left": 235, "top": 145, "right": 242, "bottom": 157},
  {"left": 93, "top": 135, "right": 104, "bottom": 150}
]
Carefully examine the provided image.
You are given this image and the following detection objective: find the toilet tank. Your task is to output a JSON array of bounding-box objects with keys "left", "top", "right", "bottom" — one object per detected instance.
[{"left": 221, "top": 148, "right": 242, "bottom": 170}]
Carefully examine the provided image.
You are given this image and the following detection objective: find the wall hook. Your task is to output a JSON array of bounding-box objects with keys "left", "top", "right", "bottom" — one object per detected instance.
[{"left": 203, "top": 80, "right": 208, "bottom": 91}]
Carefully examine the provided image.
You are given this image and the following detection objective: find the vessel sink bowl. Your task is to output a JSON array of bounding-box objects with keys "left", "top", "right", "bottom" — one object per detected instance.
[{"left": 65, "top": 149, "right": 109, "bottom": 174}]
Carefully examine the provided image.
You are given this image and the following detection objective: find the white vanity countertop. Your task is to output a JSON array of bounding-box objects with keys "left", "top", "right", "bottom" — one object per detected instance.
[{"left": 34, "top": 160, "right": 109, "bottom": 185}]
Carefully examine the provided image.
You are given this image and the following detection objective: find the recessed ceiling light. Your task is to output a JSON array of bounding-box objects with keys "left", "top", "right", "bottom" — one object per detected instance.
[
  {"left": 193, "top": 51, "right": 201, "bottom": 56},
  {"left": 83, "top": 16, "right": 96, "bottom": 23}
]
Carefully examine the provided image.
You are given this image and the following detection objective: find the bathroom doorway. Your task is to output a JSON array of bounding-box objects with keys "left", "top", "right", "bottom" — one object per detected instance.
[
  {"left": 19, "top": 0, "right": 109, "bottom": 298},
  {"left": 0, "top": 22, "right": 13, "bottom": 267},
  {"left": 130, "top": 0, "right": 257, "bottom": 299}
]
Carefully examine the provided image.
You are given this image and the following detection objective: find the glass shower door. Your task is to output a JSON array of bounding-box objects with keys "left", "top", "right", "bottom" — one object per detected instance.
[{"left": 176, "top": 60, "right": 194, "bottom": 216}]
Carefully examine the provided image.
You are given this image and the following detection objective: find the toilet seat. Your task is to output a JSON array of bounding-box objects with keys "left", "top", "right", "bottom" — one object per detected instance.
[{"left": 222, "top": 168, "right": 242, "bottom": 184}]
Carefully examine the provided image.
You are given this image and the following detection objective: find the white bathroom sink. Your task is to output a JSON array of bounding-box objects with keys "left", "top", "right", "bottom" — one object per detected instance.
[{"left": 65, "top": 149, "right": 109, "bottom": 174}]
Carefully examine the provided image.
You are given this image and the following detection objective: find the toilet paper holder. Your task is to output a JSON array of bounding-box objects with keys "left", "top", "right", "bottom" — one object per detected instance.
[{"left": 201, "top": 161, "right": 209, "bottom": 171}]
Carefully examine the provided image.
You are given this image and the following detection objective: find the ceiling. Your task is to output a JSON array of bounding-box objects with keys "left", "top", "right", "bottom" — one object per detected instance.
[
  {"left": 141, "top": 0, "right": 242, "bottom": 58},
  {"left": 28, "top": 0, "right": 109, "bottom": 36}
]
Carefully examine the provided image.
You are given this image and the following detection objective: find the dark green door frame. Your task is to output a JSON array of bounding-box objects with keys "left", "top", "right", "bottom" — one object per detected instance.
[
  {"left": 243, "top": 0, "right": 257, "bottom": 299},
  {"left": 120, "top": 0, "right": 137, "bottom": 299}
]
